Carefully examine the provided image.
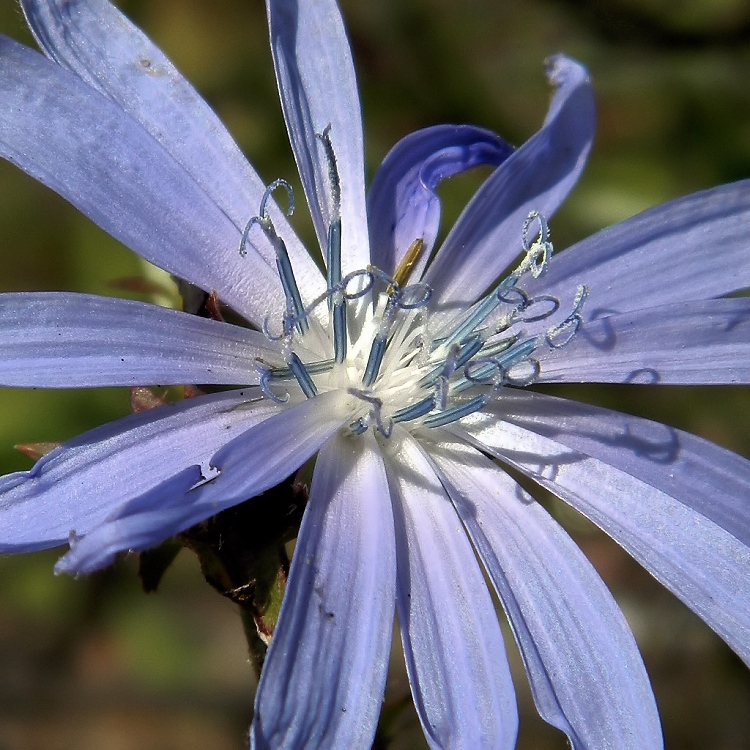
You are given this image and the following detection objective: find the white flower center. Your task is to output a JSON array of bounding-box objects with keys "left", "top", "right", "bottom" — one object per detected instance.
[{"left": 244, "top": 182, "right": 587, "bottom": 439}]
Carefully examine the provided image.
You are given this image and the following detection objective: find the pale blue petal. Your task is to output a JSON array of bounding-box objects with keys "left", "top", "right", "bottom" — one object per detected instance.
[
  {"left": 49, "top": 393, "right": 348, "bottom": 574},
  {"left": 426, "top": 435, "right": 662, "bottom": 750},
  {"left": 20, "top": 0, "right": 324, "bottom": 304},
  {"left": 539, "top": 298, "right": 750, "bottom": 385},
  {"left": 0, "top": 293, "right": 288, "bottom": 388},
  {"left": 529, "top": 180, "right": 750, "bottom": 316},
  {"left": 479, "top": 390, "right": 750, "bottom": 545},
  {"left": 452, "top": 396, "right": 750, "bottom": 665},
  {"left": 0, "top": 36, "right": 283, "bottom": 326},
  {"left": 368, "top": 125, "right": 513, "bottom": 278},
  {"left": 383, "top": 429, "right": 518, "bottom": 750},
  {"left": 0, "top": 389, "right": 280, "bottom": 552},
  {"left": 266, "top": 0, "right": 369, "bottom": 273},
  {"left": 251, "top": 433, "right": 395, "bottom": 749},
  {"left": 55, "top": 466, "right": 205, "bottom": 574},
  {"left": 192, "top": 390, "right": 351, "bottom": 510},
  {"left": 425, "top": 55, "right": 595, "bottom": 307}
]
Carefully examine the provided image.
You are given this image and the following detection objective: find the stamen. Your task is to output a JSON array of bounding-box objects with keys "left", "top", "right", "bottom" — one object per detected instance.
[
  {"left": 276, "top": 236, "right": 309, "bottom": 335},
  {"left": 348, "top": 388, "right": 392, "bottom": 437},
  {"left": 517, "top": 210, "right": 552, "bottom": 278},
  {"left": 434, "top": 343, "right": 462, "bottom": 408},
  {"left": 546, "top": 285, "right": 588, "bottom": 348},
  {"left": 349, "top": 417, "right": 368, "bottom": 435},
  {"left": 316, "top": 125, "right": 350, "bottom": 362},
  {"left": 316, "top": 125, "right": 341, "bottom": 216},
  {"left": 332, "top": 300, "right": 347, "bottom": 364},
  {"left": 265, "top": 359, "right": 335, "bottom": 380},
  {"left": 363, "top": 332, "right": 388, "bottom": 387},
  {"left": 392, "top": 395, "right": 436, "bottom": 424},
  {"left": 450, "top": 337, "right": 539, "bottom": 394},
  {"left": 242, "top": 180, "right": 308, "bottom": 335},
  {"left": 423, "top": 395, "right": 488, "bottom": 428},
  {"left": 287, "top": 352, "right": 318, "bottom": 398},
  {"left": 504, "top": 357, "right": 541, "bottom": 387},
  {"left": 255, "top": 363, "right": 290, "bottom": 404},
  {"left": 328, "top": 218, "right": 347, "bottom": 363}
]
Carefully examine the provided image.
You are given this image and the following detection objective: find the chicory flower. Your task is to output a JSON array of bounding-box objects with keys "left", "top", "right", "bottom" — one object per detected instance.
[{"left": 0, "top": 0, "right": 749, "bottom": 748}]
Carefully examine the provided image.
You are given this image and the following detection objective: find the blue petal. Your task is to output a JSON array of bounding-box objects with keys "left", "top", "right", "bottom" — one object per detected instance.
[
  {"left": 251, "top": 433, "right": 395, "bottom": 749},
  {"left": 529, "top": 180, "right": 750, "bottom": 316},
  {"left": 0, "top": 35, "right": 284, "bottom": 326},
  {"left": 45, "top": 392, "right": 349, "bottom": 573},
  {"left": 479, "top": 390, "right": 750, "bottom": 545},
  {"left": 0, "top": 292, "right": 289, "bottom": 388},
  {"left": 427, "top": 435, "right": 662, "bottom": 749},
  {"left": 20, "top": 0, "right": 324, "bottom": 307},
  {"left": 539, "top": 298, "right": 750, "bottom": 385},
  {"left": 425, "top": 55, "right": 595, "bottom": 308},
  {"left": 55, "top": 466, "right": 205, "bottom": 574},
  {"left": 383, "top": 429, "right": 518, "bottom": 749},
  {"left": 368, "top": 124, "right": 513, "bottom": 278},
  {"left": 190, "top": 390, "right": 351, "bottom": 511},
  {"left": 453, "top": 393, "right": 750, "bottom": 666},
  {"left": 0, "top": 389, "right": 280, "bottom": 552},
  {"left": 266, "top": 0, "right": 370, "bottom": 273}
]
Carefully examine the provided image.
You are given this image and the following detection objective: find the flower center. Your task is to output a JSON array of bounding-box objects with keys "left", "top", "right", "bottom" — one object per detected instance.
[{"left": 241, "top": 180, "right": 587, "bottom": 440}]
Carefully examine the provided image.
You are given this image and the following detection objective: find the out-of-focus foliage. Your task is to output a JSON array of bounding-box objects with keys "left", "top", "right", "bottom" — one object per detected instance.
[{"left": 0, "top": 0, "right": 748, "bottom": 748}]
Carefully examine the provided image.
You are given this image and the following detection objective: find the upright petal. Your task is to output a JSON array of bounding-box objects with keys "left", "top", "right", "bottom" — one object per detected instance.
[
  {"left": 266, "top": 0, "right": 370, "bottom": 272},
  {"left": 383, "top": 429, "right": 518, "bottom": 750},
  {"left": 251, "top": 433, "right": 395, "bottom": 750},
  {"left": 0, "top": 389, "right": 280, "bottom": 552},
  {"left": 368, "top": 125, "right": 513, "bottom": 278},
  {"left": 425, "top": 55, "right": 595, "bottom": 307},
  {"left": 451, "top": 394, "right": 750, "bottom": 665},
  {"left": 0, "top": 36, "right": 283, "bottom": 326},
  {"left": 539, "top": 298, "right": 750, "bottom": 385},
  {"left": 0, "top": 293, "right": 289, "bottom": 388},
  {"left": 20, "top": 0, "right": 324, "bottom": 305},
  {"left": 528, "top": 180, "right": 750, "bottom": 316},
  {"left": 427, "top": 435, "right": 662, "bottom": 749}
]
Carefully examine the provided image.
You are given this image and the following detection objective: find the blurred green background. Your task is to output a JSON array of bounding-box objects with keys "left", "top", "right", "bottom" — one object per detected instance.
[{"left": 1, "top": 0, "right": 749, "bottom": 748}]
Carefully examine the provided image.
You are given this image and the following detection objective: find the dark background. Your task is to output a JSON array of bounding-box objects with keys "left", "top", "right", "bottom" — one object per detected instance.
[{"left": 1, "top": 0, "right": 749, "bottom": 747}]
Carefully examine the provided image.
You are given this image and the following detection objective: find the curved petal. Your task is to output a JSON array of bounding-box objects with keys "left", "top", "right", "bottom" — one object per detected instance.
[
  {"left": 426, "top": 434, "right": 662, "bottom": 749},
  {"left": 0, "top": 35, "right": 287, "bottom": 326},
  {"left": 192, "top": 389, "right": 352, "bottom": 510},
  {"left": 539, "top": 298, "right": 750, "bottom": 385},
  {"left": 266, "top": 0, "right": 369, "bottom": 273},
  {"left": 425, "top": 55, "right": 595, "bottom": 308},
  {"left": 251, "top": 433, "right": 395, "bottom": 750},
  {"left": 382, "top": 429, "right": 518, "bottom": 749},
  {"left": 52, "top": 392, "right": 349, "bottom": 574},
  {"left": 55, "top": 466, "right": 205, "bottom": 574},
  {"left": 0, "top": 292, "right": 289, "bottom": 388},
  {"left": 0, "top": 388, "right": 280, "bottom": 552},
  {"left": 528, "top": 180, "right": 750, "bottom": 316},
  {"left": 368, "top": 125, "right": 513, "bottom": 278},
  {"left": 477, "top": 390, "right": 750, "bottom": 545},
  {"left": 19, "top": 0, "right": 324, "bottom": 305},
  {"left": 450, "top": 395, "right": 750, "bottom": 666}
]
